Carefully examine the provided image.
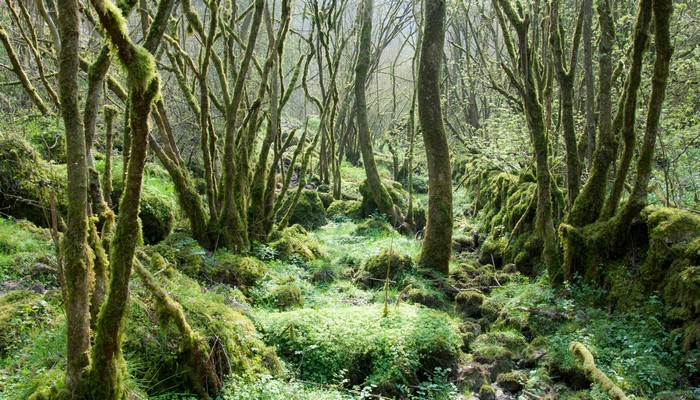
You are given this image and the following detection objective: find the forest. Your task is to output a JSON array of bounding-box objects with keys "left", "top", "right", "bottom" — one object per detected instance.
[{"left": 0, "top": 0, "right": 698, "bottom": 398}]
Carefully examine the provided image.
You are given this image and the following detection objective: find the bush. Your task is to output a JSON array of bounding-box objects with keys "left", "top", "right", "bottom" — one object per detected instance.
[
  {"left": 362, "top": 249, "right": 414, "bottom": 286},
  {"left": 254, "top": 304, "right": 462, "bottom": 397},
  {"left": 277, "top": 189, "right": 327, "bottom": 230},
  {"left": 326, "top": 200, "right": 363, "bottom": 220}
]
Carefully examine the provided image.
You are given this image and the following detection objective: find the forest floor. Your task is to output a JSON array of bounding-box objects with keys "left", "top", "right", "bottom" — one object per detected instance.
[{"left": 0, "top": 163, "right": 698, "bottom": 399}]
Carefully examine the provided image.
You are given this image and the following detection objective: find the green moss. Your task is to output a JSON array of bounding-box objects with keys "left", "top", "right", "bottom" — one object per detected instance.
[
  {"left": 496, "top": 370, "right": 526, "bottom": 393},
  {"left": 277, "top": 189, "right": 327, "bottom": 230},
  {"left": 151, "top": 232, "right": 206, "bottom": 277},
  {"left": 318, "top": 192, "right": 335, "bottom": 209},
  {"left": 362, "top": 249, "right": 414, "bottom": 286},
  {"left": 206, "top": 252, "right": 267, "bottom": 291},
  {"left": 455, "top": 290, "right": 485, "bottom": 318},
  {"left": 471, "top": 330, "right": 527, "bottom": 364},
  {"left": 326, "top": 199, "right": 363, "bottom": 220},
  {"left": 359, "top": 179, "right": 427, "bottom": 230},
  {"left": 353, "top": 217, "right": 393, "bottom": 236},
  {"left": 268, "top": 224, "right": 326, "bottom": 261},
  {"left": 478, "top": 384, "right": 496, "bottom": 400},
  {"left": 271, "top": 284, "right": 303, "bottom": 309},
  {"left": 0, "top": 133, "right": 66, "bottom": 228}
]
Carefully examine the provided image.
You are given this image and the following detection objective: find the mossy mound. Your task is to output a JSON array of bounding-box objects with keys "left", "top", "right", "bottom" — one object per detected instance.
[
  {"left": 326, "top": 199, "right": 363, "bottom": 220},
  {"left": 459, "top": 157, "right": 562, "bottom": 275},
  {"left": 277, "top": 189, "right": 327, "bottom": 230},
  {"left": 271, "top": 284, "right": 303, "bottom": 309},
  {"left": 0, "top": 133, "right": 66, "bottom": 228},
  {"left": 268, "top": 224, "right": 325, "bottom": 261},
  {"left": 205, "top": 252, "right": 267, "bottom": 291},
  {"left": 353, "top": 217, "right": 393, "bottom": 236},
  {"left": 318, "top": 192, "right": 335, "bottom": 209},
  {"left": 496, "top": 370, "right": 526, "bottom": 393},
  {"left": 125, "top": 266, "right": 281, "bottom": 397},
  {"left": 150, "top": 232, "right": 207, "bottom": 277},
  {"left": 455, "top": 290, "right": 486, "bottom": 318},
  {"left": 254, "top": 304, "right": 462, "bottom": 397},
  {"left": 111, "top": 172, "right": 177, "bottom": 245},
  {"left": 362, "top": 249, "right": 414, "bottom": 286},
  {"left": 359, "top": 179, "right": 427, "bottom": 231}
]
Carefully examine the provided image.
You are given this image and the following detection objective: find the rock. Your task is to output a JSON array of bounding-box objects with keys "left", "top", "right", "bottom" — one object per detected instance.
[
  {"left": 478, "top": 384, "right": 496, "bottom": 400},
  {"left": 456, "top": 361, "right": 489, "bottom": 393},
  {"left": 496, "top": 371, "right": 526, "bottom": 393},
  {"left": 455, "top": 290, "right": 485, "bottom": 318}
]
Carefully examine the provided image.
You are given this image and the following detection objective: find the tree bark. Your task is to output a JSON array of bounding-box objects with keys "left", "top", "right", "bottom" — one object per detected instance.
[
  {"left": 354, "top": 0, "right": 404, "bottom": 227},
  {"left": 417, "top": 0, "right": 452, "bottom": 275},
  {"left": 57, "top": 0, "right": 91, "bottom": 392}
]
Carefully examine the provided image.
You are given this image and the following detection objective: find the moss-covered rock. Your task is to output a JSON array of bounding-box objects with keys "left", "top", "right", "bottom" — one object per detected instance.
[
  {"left": 268, "top": 224, "right": 325, "bottom": 261},
  {"left": 455, "top": 361, "right": 489, "bottom": 393},
  {"left": 125, "top": 268, "right": 281, "bottom": 397},
  {"left": 272, "top": 284, "right": 303, "bottom": 309},
  {"left": 0, "top": 133, "right": 66, "bottom": 228},
  {"left": 151, "top": 232, "right": 206, "bottom": 277},
  {"left": 362, "top": 249, "right": 414, "bottom": 286},
  {"left": 318, "top": 192, "right": 335, "bottom": 209},
  {"left": 455, "top": 290, "right": 486, "bottom": 318},
  {"left": 496, "top": 370, "right": 526, "bottom": 393},
  {"left": 139, "top": 189, "right": 175, "bottom": 244},
  {"left": 311, "top": 266, "right": 337, "bottom": 284},
  {"left": 326, "top": 199, "right": 363, "bottom": 220},
  {"left": 278, "top": 189, "right": 327, "bottom": 230},
  {"left": 405, "top": 288, "right": 443, "bottom": 309},
  {"left": 359, "top": 179, "right": 427, "bottom": 231},
  {"left": 478, "top": 384, "right": 496, "bottom": 400},
  {"left": 206, "top": 252, "right": 267, "bottom": 290},
  {"left": 353, "top": 217, "right": 393, "bottom": 236}
]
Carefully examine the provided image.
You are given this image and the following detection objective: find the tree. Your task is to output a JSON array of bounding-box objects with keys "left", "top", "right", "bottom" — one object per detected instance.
[
  {"left": 354, "top": 0, "right": 404, "bottom": 228},
  {"left": 417, "top": 0, "right": 452, "bottom": 275}
]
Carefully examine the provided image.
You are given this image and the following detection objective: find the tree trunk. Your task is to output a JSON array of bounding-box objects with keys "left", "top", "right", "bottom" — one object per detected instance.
[
  {"left": 354, "top": 0, "right": 404, "bottom": 227},
  {"left": 417, "top": 0, "right": 452, "bottom": 275},
  {"left": 57, "top": 0, "right": 91, "bottom": 392}
]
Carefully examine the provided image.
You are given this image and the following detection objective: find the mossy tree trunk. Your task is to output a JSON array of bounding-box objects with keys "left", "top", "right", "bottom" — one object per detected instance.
[
  {"left": 56, "top": 0, "right": 92, "bottom": 392},
  {"left": 85, "top": 0, "right": 161, "bottom": 396},
  {"left": 494, "top": 0, "right": 561, "bottom": 283},
  {"left": 549, "top": 0, "right": 583, "bottom": 209},
  {"left": 354, "top": 0, "right": 404, "bottom": 228},
  {"left": 416, "top": 0, "right": 452, "bottom": 275}
]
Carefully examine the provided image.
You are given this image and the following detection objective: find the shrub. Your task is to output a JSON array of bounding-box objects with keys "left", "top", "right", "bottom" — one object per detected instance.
[{"left": 277, "top": 189, "right": 327, "bottom": 230}]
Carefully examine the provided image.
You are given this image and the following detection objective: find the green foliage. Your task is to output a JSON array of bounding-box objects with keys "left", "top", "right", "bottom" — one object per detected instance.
[
  {"left": 220, "top": 374, "right": 352, "bottom": 399},
  {"left": 253, "top": 304, "right": 462, "bottom": 396},
  {"left": 151, "top": 232, "right": 206, "bottom": 277},
  {"left": 359, "top": 179, "right": 426, "bottom": 230},
  {"left": 23, "top": 117, "right": 66, "bottom": 164},
  {"left": 278, "top": 189, "right": 328, "bottom": 230}
]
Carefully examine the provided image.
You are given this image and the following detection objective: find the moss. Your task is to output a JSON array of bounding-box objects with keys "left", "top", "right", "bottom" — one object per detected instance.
[
  {"left": 272, "top": 284, "right": 303, "bottom": 309},
  {"left": 326, "top": 199, "right": 363, "bottom": 220},
  {"left": 362, "top": 249, "right": 414, "bottom": 286},
  {"left": 151, "top": 232, "right": 206, "bottom": 277},
  {"left": 318, "top": 192, "right": 335, "bottom": 209},
  {"left": 455, "top": 290, "right": 485, "bottom": 318},
  {"left": 359, "top": 179, "right": 427, "bottom": 230},
  {"left": 496, "top": 370, "right": 526, "bottom": 393},
  {"left": 311, "top": 266, "right": 337, "bottom": 284},
  {"left": 405, "top": 287, "right": 443, "bottom": 309},
  {"left": 277, "top": 189, "right": 327, "bottom": 230},
  {"left": 478, "top": 384, "right": 496, "bottom": 400},
  {"left": 354, "top": 217, "right": 394, "bottom": 236},
  {"left": 569, "top": 342, "right": 629, "bottom": 400},
  {"left": 268, "top": 224, "right": 325, "bottom": 261},
  {"left": 206, "top": 252, "right": 267, "bottom": 291},
  {"left": 0, "top": 134, "right": 67, "bottom": 228},
  {"left": 471, "top": 330, "right": 527, "bottom": 365}
]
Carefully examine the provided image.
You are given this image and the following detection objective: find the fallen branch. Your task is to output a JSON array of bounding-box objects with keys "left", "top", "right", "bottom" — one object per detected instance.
[{"left": 569, "top": 342, "right": 628, "bottom": 400}]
